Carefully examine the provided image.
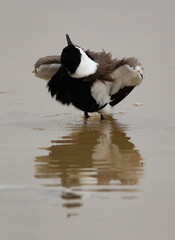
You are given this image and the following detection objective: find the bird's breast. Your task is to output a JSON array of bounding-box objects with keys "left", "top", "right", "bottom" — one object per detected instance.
[{"left": 48, "top": 67, "right": 106, "bottom": 113}]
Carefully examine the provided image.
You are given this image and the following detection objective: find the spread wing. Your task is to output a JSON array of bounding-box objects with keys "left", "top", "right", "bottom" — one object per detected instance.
[
  {"left": 109, "top": 57, "right": 144, "bottom": 107},
  {"left": 33, "top": 55, "right": 61, "bottom": 81}
]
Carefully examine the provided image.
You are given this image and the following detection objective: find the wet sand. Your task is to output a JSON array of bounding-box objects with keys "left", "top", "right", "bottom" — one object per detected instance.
[{"left": 0, "top": 0, "right": 175, "bottom": 239}]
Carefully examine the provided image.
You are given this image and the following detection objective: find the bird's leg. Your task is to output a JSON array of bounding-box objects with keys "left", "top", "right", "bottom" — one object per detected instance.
[
  {"left": 98, "top": 110, "right": 105, "bottom": 120},
  {"left": 100, "top": 113, "right": 106, "bottom": 120},
  {"left": 84, "top": 112, "right": 90, "bottom": 118}
]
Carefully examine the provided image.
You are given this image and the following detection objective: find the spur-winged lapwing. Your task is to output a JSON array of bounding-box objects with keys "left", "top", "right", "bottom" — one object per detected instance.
[{"left": 33, "top": 34, "right": 144, "bottom": 119}]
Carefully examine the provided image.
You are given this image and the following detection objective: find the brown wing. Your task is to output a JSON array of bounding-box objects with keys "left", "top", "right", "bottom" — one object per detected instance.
[
  {"left": 34, "top": 55, "right": 61, "bottom": 68},
  {"left": 109, "top": 57, "right": 144, "bottom": 106},
  {"left": 33, "top": 55, "right": 61, "bottom": 80}
]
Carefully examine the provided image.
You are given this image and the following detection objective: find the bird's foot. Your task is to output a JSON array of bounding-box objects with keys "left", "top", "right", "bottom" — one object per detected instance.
[
  {"left": 100, "top": 114, "right": 106, "bottom": 120},
  {"left": 84, "top": 112, "right": 90, "bottom": 119},
  {"left": 98, "top": 110, "right": 106, "bottom": 120}
]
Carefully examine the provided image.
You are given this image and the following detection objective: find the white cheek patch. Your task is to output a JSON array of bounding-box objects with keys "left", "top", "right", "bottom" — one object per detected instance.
[
  {"left": 70, "top": 47, "right": 98, "bottom": 78},
  {"left": 33, "top": 63, "right": 61, "bottom": 81},
  {"left": 110, "top": 64, "right": 144, "bottom": 95}
]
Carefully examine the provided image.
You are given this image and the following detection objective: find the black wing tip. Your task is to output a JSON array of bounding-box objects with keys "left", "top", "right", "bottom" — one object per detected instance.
[{"left": 109, "top": 86, "right": 135, "bottom": 107}]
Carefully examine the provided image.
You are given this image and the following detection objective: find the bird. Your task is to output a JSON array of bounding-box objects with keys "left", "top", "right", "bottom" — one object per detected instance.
[{"left": 33, "top": 34, "right": 144, "bottom": 120}]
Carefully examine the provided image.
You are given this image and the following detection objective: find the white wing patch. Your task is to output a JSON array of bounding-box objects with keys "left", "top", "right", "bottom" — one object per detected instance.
[
  {"left": 110, "top": 64, "right": 144, "bottom": 95},
  {"left": 33, "top": 63, "right": 61, "bottom": 81}
]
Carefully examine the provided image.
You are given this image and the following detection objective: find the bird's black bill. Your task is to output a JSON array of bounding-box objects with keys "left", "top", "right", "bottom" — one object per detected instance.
[{"left": 66, "top": 34, "right": 73, "bottom": 45}]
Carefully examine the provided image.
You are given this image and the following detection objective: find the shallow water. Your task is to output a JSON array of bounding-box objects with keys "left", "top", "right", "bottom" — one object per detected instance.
[{"left": 1, "top": 0, "right": 175, "bottom": 239}]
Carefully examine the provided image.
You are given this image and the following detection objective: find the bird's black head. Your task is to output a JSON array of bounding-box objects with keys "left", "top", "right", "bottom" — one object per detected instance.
[
  {"left": 61, "top": 34, "right": 98, "bottom": 78},
  {"left": 61, "top": 34, "right": 81, "bottom": 74}
]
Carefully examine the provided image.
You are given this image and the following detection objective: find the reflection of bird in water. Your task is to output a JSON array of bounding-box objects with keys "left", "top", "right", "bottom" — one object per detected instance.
[{"left": 35, "top": 119, "right": 143, "bottom": 188}]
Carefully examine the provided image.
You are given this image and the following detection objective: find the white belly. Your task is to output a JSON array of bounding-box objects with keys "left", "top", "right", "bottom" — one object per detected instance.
[{"left": 91, "top": 81, "right": 111, "bottom": 107}]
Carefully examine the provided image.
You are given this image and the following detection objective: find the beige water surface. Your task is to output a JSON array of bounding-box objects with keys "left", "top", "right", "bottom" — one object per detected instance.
[{"left": 0, "top": 0, "right": 175, "bottom": 239}]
